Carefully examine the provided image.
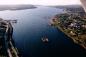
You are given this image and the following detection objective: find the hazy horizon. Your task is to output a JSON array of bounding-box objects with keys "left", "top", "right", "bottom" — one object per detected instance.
[{"left": 0, "top": 0, "right": 81, "bottom": 6}]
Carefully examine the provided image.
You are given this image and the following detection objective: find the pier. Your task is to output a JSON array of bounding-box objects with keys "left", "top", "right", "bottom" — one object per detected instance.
[{"left": 0, "top": 18, "right": 19, "bottom": 57}]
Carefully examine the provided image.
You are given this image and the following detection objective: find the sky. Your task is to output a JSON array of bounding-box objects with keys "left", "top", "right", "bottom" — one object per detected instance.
[{"left": 0, "top": 0, "right": 81, "bottom": 5}]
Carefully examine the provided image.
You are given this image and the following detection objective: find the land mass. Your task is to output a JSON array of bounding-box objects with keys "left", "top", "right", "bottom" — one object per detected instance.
[
  {"left": 50, "top": 6, "right": 86, "bottom": 49},
  {"left": 0, "top": 4, "right": 37, "bottom": 11},
  {"left": 48, "top": 5, "right": 83, "bottom": 9}
]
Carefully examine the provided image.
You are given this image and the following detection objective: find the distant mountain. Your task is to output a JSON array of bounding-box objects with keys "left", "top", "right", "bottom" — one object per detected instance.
[
  {"left": 0, "top": 4, "right": 37, "bottom": 11},
  {"left": 48, "top": 5, "right": 85, "bottom": 13},
  {"left": 49, "top": 5, "right": 82, "bottom": 9}
]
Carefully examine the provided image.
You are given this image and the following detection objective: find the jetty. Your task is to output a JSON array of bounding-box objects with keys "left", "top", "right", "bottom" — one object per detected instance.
[{"left": 0, "top": 18, "right": 19, "bottom": 57}]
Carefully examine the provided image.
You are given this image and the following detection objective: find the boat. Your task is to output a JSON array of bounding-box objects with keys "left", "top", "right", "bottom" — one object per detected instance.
[{"left": 41, "top": 37, "right": 49, "bottom": 43}]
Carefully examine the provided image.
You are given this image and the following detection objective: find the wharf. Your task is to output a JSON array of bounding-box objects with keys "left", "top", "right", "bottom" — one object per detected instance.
[{"left": 0, "top": 18, "right": 19, "bottom": 57}]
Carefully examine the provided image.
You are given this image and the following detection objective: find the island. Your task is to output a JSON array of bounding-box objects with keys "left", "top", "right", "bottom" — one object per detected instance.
[
  {"left": 0, "top": 4, "right": 37, "bottom": 11},
  {"left": 50, "top": 6, "right": 86, "bottom": 49}
]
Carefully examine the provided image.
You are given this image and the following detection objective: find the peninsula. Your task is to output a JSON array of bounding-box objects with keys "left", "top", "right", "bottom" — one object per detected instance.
[
  {"left": 0, "top": 4, "right": 37, "bottom": 11},
  {"left": 50, "top": 6, "right": 86, "bottom": 49}
]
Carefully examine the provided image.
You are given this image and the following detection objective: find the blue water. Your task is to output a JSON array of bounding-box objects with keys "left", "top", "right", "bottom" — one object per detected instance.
[{"left": 0, "top": 6, "right": 86, "bottom": 57}]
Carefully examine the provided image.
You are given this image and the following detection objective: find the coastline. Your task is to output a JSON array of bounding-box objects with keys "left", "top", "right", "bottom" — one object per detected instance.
[
  {"left": 50, "top": 15, "right": 86, "bottom": 49},
  {"left": 56, "top": 24, "right": 86, "bottom": 49},
  {"left": 0, "top": 5, "right": 37, "bottom": 11}
]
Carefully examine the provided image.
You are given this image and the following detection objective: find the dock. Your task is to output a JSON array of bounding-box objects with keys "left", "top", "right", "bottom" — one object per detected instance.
[{"left": 0, "top": 18, "right": 19, "bottom": 57}]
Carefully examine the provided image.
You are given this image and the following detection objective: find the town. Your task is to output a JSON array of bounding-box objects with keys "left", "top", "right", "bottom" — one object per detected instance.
[{"left": 51, "top": 7, "right": 86, "bottom": 49}]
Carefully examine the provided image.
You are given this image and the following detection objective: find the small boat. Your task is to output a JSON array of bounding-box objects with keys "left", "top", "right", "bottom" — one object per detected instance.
[{"left": 41, "top": 37, "right": 49, "bottom": 43}]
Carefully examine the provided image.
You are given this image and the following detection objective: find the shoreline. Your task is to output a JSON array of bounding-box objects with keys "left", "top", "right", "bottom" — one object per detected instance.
[
  {"left": 50, "top": 15, "right": 86, "bottom": 49},
  {"left": 56, "top": 24, "right": 86, "bottom": 49},
  {"left": 0, "top": 5, "right": 37, "bottom": 11}
]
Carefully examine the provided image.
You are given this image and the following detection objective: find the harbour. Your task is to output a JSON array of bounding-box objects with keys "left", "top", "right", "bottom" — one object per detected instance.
[
  {"left": 0, "top": 6, "right": 86, "bottom": 57},
  {"left": 0, "top": 18, "right": 19, "bottom": 57}
]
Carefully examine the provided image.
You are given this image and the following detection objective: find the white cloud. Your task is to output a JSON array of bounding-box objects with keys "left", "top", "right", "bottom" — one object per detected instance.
[{"left": 0, "top": 0, "right": 81, "bottom": 5}]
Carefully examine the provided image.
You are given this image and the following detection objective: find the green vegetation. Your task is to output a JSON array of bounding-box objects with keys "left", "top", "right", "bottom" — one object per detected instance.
[{"left": 51, "top": 13, "right": 86, "bottom": 49}]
